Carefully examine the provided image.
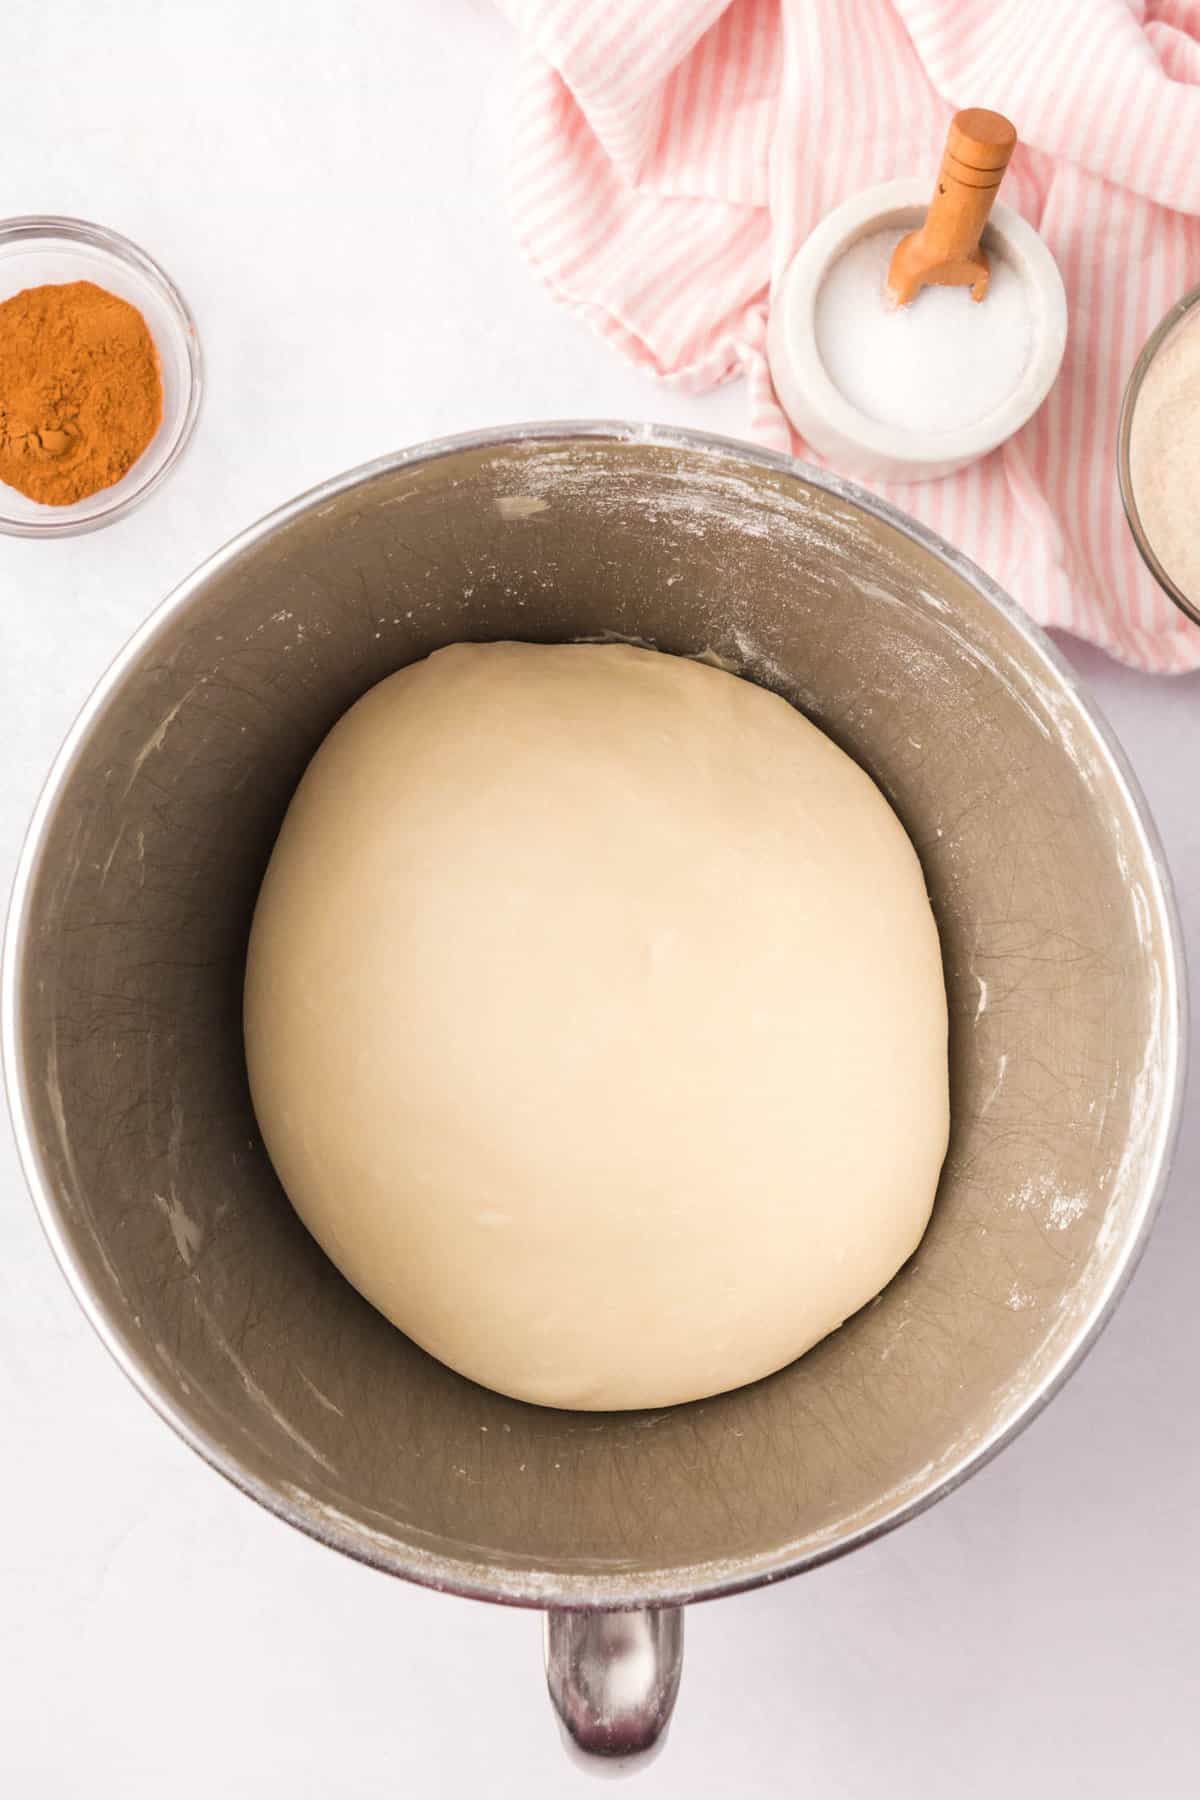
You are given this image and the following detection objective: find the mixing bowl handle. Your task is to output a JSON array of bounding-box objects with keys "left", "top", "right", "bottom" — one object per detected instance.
[{"left": 544, "top": 1604, "right": 684, "bottom": 1768}]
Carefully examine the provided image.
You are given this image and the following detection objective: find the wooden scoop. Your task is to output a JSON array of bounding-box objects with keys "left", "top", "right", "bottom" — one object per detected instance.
[{"left": 886, "top": 109, "right": 1017, "bottom": 307}]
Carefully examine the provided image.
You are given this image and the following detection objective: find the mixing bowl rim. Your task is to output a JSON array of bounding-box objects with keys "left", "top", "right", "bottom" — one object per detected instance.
[{"left": 2, "top": 420, "right": 1187, "bottom": 1612}]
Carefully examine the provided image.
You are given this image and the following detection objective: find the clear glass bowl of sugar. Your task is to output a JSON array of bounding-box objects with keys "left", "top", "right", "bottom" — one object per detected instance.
[
  {"left": 0, "top": 216, "right": 202, "bottom": 538},
  {"left": 1117, "top": 283, "right": 1200, "bottom": 630}
]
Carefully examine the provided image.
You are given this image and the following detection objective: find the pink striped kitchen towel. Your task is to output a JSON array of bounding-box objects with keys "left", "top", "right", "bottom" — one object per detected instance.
[{"left": 497, "top": 0, "right": 1200, "bottom": 673}]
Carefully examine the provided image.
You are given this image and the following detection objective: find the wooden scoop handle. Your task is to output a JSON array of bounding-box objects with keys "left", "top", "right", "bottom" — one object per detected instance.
[{"left": 887, "top": 109, "right": 1017, "bottom": 305}]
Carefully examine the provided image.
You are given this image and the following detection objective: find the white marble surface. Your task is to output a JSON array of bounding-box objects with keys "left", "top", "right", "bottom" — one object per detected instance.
[{"left": 2, "top": 5, "right": 1197, "bottom": 1794}]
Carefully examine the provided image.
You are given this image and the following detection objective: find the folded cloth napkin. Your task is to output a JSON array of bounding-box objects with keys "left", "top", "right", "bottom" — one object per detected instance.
[{"left": 496, "top": 0, "right": 1200, "bottom": 672}]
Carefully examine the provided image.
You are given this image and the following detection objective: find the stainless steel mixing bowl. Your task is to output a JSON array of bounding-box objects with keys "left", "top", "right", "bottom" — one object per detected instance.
[{"left": 2, "top": 425, "right": 1186, "bottom": 1766}]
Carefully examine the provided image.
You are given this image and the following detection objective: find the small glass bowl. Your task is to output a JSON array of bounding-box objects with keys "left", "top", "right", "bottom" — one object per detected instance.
[
  {"left": 1116, "top": 281, "right": 1200, "bottom": 630},
  {"left": 0, "top": 216, "right": 202, "bottom": 537}
]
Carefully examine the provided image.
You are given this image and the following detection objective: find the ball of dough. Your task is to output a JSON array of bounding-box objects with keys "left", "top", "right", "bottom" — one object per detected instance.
[{"left": 245, "top": 642, "right": 948, "bottom": 1411}]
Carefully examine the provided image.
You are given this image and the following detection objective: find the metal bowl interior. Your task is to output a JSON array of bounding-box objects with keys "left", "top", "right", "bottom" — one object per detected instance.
[{"left": 2, "top": 425, "right": 1185, "bottom": 1609}]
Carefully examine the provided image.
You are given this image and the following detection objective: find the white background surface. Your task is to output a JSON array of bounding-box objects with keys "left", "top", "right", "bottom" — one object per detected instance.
[{"left": 2, "top": 5, "right": 1198, "bottom": 1794}]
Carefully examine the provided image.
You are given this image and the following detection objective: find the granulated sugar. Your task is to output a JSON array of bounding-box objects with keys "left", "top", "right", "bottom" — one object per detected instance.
[
  {"left": 1129, "top": 306, "right": 1200, "bottom": 604},
  {"left": 814, "top": 229, "right": 1034, "bottom": 432}
]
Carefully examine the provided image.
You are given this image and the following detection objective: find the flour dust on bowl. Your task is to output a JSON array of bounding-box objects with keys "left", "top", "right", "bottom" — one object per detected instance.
[{"left": 2, "top": 425, "right": 1185, "bottom": 1768}]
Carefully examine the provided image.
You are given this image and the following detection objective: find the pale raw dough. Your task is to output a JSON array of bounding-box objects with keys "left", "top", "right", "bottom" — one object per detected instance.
[{"left": 245, "top": 642, "right": 949, "bottom": 1411}]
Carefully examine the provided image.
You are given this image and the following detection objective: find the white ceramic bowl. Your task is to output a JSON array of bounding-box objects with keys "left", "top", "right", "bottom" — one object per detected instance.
[{"left": 767, "top": 178, "right": 1068, "bottom": 484}]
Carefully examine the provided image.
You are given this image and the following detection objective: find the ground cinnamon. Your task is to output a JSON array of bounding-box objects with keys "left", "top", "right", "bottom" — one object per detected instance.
[{"left": 0, "top": 280, "right": 163, "bottom": 506}]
